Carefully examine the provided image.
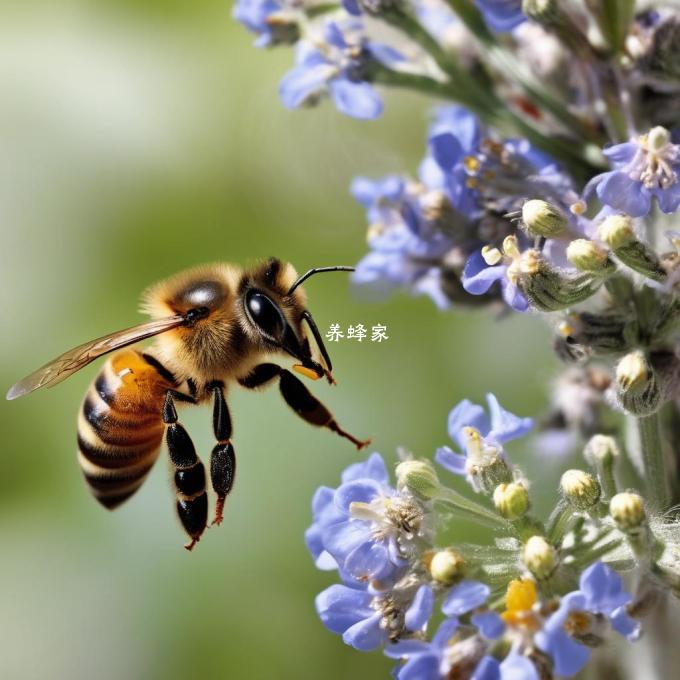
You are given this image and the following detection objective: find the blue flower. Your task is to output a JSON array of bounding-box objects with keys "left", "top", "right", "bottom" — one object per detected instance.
[
  {"left": 475, "top": 0, "right": 526, "bottom": 32},
  {"left": 461, "top": 238, "right": 529, "bottom": 312},
  {"left": 436, "top": 393, "right": 533, "bottom": 477},
  {"left": 279, "top": 21, "right": 404, "bottom": 119},
  {"left": 535, "top": 562, "right": 639, "bottom": 677},
  {"left": 316, "top": 582, "right": 435, "bottom": 651},
  {"left": 585, "top": 127, "right": 680, "bottom": 217},
  {"left": 385, "top": 581, "right": 505, "bottom": 679},
  {"left": 350, "top": 175, "right": 460, "bottom": 309},
  {"left": 419, "top": 106, "right": 485, "bottom": 218},
  {"left": 307, "top": 453, "right": 431, "bottom": 588},
  {"left": 233, "top": 0, "right": 298, "bottom": 47}
]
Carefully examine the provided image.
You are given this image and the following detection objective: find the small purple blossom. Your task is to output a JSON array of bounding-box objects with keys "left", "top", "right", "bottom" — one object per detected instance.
[
  {"left": 233, "top": 0, "right": 297, "bottom": 47},
  {"left": 436, "top": 393, "right": 533, "bottom": 477},
  {"left": 475, "top": 0, "right": 526, "bottom": 32},
  {"left": 585, "top": 127, "right": 680, "bottom": 217},
  {"left": 279, "top": 21, "right": 404, "bottom": 120},
  {"left": 535, "top": 562, "right": 639, "bottom": 677}
]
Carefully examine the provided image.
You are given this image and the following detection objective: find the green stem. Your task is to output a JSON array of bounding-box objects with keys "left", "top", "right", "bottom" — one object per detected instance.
[
  {"left": 436, "top": 487, "right": 511, "bottom": 529},
  {"left": 637, "top": 413, "right": 670, "bottom": 510},
  {"left": 546, "top": 499, "right": 575, "bottom": 544}
]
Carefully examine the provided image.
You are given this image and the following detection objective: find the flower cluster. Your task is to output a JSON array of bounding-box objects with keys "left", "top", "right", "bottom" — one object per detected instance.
[{"left": 235, "top": 0, "right": 680, "bottom": 678}]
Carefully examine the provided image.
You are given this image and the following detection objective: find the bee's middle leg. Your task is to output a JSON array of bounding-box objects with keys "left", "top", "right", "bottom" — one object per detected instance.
[
  {"left": 207, "top": 381, "right": 236, "bottom": 527},
  {"left": 163, "top": 390, "right": 207, "bottom": 551}
]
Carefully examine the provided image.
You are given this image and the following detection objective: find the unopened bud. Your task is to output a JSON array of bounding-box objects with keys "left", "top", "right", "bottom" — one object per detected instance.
[
  {"left": 396, "top": 459, "right": 440, "bottom": 500},
  {"left": 560, "top": 469, "right": 601, "bottom": 510},
  {"left": 523, "top": 536, "right": 558, "bottom": 579},
  {"left": 519, "top": 252, "right": 603, "bottom": 312},
  {"left": 616, "top": 351, "right": 649, "bottom": 392},
  {"left": 615, "top": 351, "right": 662, "bottom": 415},
  {"left": 566, "top": 239, "right": 614, "bottom": 273},
  {"left": 610, "top": 492, "right": 646, "bottom": 531},
  {"left": 522, "top": 0, "right": 558, "bottom": 23},
  {"left": 493, "top": 482, "right": 530, "bottom": 520},
  {"left": 522, "top": 199, "right": 568, "bottom": 237},
  {"left": 599, "top": 215, "right": 635, "bottom": 250},
  {"left": 584, "top": 434, "right": 619, "bottom": 466},
  {"left": 429, "top": 548, "right": 466, "bottom": 585}
]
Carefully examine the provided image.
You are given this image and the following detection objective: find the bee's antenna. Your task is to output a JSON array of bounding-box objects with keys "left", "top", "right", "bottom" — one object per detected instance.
[{"left": 287, "top": 266, "right": 355, "bottom": 295}]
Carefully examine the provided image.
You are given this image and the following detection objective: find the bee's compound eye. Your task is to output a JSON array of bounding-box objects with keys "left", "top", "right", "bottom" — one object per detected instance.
[
  {"left": 177, "top": 281, "right": 225, "bottom": 312},
  {"left": 245, "top": 291, "right": 285, "bottom": 339}
]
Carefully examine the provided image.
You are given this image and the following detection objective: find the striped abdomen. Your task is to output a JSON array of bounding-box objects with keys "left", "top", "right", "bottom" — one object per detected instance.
[{"left": 77, "top": 349, "right": 175, "bottom": 509}]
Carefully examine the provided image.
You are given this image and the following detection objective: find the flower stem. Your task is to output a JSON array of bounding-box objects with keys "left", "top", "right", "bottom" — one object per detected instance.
[
  {"left": 436, "top": 486, "right": 511, "bottom": 529},
  {"left": 637, "top": 413, "right": 670, "bottom": 510}
]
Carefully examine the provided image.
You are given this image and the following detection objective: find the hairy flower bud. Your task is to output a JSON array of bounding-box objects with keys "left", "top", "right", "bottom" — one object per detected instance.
[
  {"left": 522, "top": 536, "right": 558, "bottom": 579},
  {"left": 598, "top": 216, "right": 665, "bottom": 280},
  {"left": 560, "top": 469, "right": 601, "bottom": 510},
  {"left": 522, "top": 0, "right": 558, "bottom": 23},
  {"left": 522, "top": 199, "right": 568, "bottom": 237},
  {"left": 493, "top": 482, "right": 530, "bottom": 520},
  {"left": 429, "top": 548, "right": 466, "bottom": 585},
  {"left": 519, "top": 251, "right": 604, "bottom": 312},
  {"left": 610, "top": 492, "right": 646, "bottom": 532},
  {"left": 615, "top": 351, "right": 662, "bottom": 416},
  {"left": 599, "top": 215, "right": 635, "bottom": 250},
  {"left": 566, "top": 239, "right": 615, "bottom": 273},
  {"left": 584, "top": 434, "right": 619, "bottom": 466},
  {"left": 396, "top": 460, "right": 440, "bottom": 500}
]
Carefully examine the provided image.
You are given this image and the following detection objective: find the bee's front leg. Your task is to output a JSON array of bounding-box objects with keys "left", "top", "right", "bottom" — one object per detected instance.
[
  {"left": 207, "top": 381, "right": 236, "bottom": 527},
  {"left": 163, "top": 390, "right": 207, "bottom": 551}
]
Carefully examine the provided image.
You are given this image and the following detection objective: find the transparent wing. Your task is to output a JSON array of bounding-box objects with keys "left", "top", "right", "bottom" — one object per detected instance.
[{"left": 6, "top": 315, "right": 185, "bottom": 400}]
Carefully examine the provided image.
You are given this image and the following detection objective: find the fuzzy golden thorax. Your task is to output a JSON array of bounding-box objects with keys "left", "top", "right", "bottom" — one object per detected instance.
[{"left": 139, "top": 259, "right": 312, "bottom": 386}]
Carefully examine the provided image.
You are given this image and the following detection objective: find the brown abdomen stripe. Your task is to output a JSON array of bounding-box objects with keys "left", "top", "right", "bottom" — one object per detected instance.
[{"left": 77, "top": 350, "right": 174, "bottom": 510}]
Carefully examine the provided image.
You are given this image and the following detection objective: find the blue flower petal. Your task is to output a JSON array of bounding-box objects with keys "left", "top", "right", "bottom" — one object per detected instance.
[
  {"left": 342, "top": 612, "right": 385, "bottom": 651},
  {"left": 431, "top": 132, "right": 464, "bottom": 171},
  {"left": 441, "top": 580, "right": 490, "bottom": 616},
  {"left": 654, "top": 182, "right": 680, "bottom": 214},
  {"left": 345, "top": 541, "right": 391, "bottom": 581},
  {"left": 501, "top": 280, "right": 529, "bottom": 312},
  {"left": 602, "top": 141, "right": 638, "bottom": 164},
  {"left": 431, "top": 617, "right": 460, "bottom": 648},
  {"left": 315, "top": 584, "right": 372, "bottom": 634},
  {"left": 448, "top": 399, "right": 490, "bottom": 444},
  {"left": 499, "top": 652, "right": 539, "bottom": 680},
  {"left": 330, "top": 78, "right": 383, "bottom": 120},
  {"left": 462, "top": 251, "right": 507, "bottom": 295},
  {"left": 486, "top": 393, "right": 533, "bottom": 444},
  {"left": 393, "top": 654, "right": 441, "bottom": 680},
  {"left": 611, "top": 606, "right": 641, "bottom": 641},
  {"left": 435, "top": 447, "right": 467, "bottom": 476},
  {"left": 596, "top": 171, "right": 652, "bottom": 217},
  {"left": 472, "top": 611, "right": 505, "bottom": 640},
  {"left": 279, "top": 62, "right": 333, "bottom": 109},
  {"left": 405, "top": 585, "right": 434, "bottom": 631},
  {"left": 341, "top": 452, "right": 390, "bottom": 484},
  {"left": 473, "top": 655, "right": 501, "bottom": 680},
  {"left": 322, "top": 519, "right": 371, "bottom": 562},
  {"left": 475, "top": 0, "right": 526, "bottom": 32},
  {"left": 341, "top": 0, "right": 362, "bottom": 15},
  {"left": 334, "top": 479, "right": 383, "bottom": 512}
]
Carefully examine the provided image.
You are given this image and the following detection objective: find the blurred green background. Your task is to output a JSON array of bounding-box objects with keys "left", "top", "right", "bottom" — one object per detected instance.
[{"left": 0, "top": 2, "right": 559, "bottom": 679}]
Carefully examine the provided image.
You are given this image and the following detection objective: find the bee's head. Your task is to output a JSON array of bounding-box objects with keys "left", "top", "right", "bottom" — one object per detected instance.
[{"left": 242, "top": 258, "right": 355, "bottom": 383}]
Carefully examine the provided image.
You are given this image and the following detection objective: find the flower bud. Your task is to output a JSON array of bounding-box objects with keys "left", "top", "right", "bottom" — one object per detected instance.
[
  {"left": 493, "top": 482, "right": 530, "bottom": 520},
  {"left": 396, "top": 459, "right": 440, "bottom": 500},
  {"left": 649, "top": 126, "right": 671, "bottom": 152},
  {"left": 609, "top": 492, "right": 646, "bottom": 532},
  {"left": 522, "top": 0, "right": 558, "bottom": 24},
  {"left": 566, "top": 239, "right": 614, "bottom": 273},
  {"left": 519, "top": 252, "right": 603, "bottom": 312},
  {"left": 560, "top": 469, "right": 601, "bottom": 510},
  {"left": 429, "top": 548, "right": 466, "bottom": 585},
  {"left": 615, "top": 351, "right": 661, "bottom": 416},
  {"left": 522, "top": 199, "right": 568, "bottom": 237},
  {"left": 584, "top": 434, "right": 619, "bottom": 466},
  {"left": 522, "top": 536, "right": 558, "bottom": 580},
  {"left": 599, "top": 215, "right": 635, "bottom": 250}
]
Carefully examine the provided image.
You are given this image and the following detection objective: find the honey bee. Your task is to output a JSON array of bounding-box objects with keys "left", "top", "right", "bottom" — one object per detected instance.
[{"left": 7, "top": 259, "right": 369, "bottom": 550}]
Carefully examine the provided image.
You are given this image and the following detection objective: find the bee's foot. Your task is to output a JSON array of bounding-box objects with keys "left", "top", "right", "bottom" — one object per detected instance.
[
  {"left": 184, "top": 537, "right": 200, "bottom": 551},
  {"left": 210, "top": 497, "right": 225, "bottom": 527}
]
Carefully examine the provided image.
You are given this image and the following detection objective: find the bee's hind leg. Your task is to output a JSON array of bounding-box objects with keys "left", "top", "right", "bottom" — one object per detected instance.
[
  {"left": 206, "top": 381, "right": 236, "bottom": 527},
  {"left": 163, "top": 390, "right": 207, "bottom": 551}
]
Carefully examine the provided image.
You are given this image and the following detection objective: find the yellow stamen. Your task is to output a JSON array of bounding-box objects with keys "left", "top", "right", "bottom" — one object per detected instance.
[
  {"left": 481, "top": 245, "right": 503, "bottom": 266},
  {"left": 502, "top": 235, "right": 521, "bottom": 259},
  {"left": 505, "top": 578, "right": 538, "bottom": 613},
  {"left": 464, "top": 155, "right": 480, "bottom": 173}
]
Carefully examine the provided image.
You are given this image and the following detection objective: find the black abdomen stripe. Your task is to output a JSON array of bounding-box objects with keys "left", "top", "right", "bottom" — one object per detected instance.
[{"left": 77, "top": 352, "right": 170, "bottom": 510}]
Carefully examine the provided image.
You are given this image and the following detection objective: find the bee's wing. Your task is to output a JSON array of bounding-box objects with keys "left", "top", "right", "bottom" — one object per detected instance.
[{"left": 6, "top": 315, "right": 185, "bottom": 400}]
